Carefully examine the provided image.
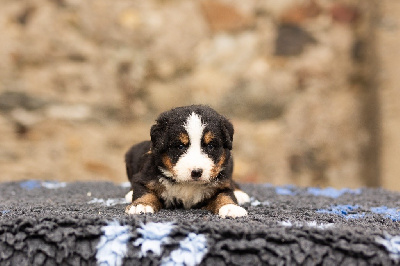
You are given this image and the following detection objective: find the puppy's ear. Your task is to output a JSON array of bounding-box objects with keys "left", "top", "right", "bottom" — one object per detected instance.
[
  {"left": 221, "top": 117, "right": 234, "bottom": 150},
  {"left": 150, "top": 119, "right": 168, "bottom": 152}
]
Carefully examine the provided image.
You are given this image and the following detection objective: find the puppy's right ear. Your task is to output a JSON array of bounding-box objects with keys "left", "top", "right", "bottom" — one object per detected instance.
[
  {"left": 221, "top": 117, "right": 234, "bottom": 150},
  {"left": 150, "top": 119, "right": 168, "bottom": 152}
]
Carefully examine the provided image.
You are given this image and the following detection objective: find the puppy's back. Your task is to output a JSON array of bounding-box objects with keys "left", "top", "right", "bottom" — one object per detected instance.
[{"left": 125, "top": 141, "right": 151, "bottom": 180}]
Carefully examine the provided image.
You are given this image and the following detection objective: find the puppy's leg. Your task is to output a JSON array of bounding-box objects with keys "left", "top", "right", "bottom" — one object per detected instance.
[
  {"left": 232, "top": 181, "right": 251, "bottom": 205},
  {"left": 125, "top": 193, "right": 161, "bottom": 215},
  {"left": 125, "top": 183, "right": 162, "bottom": 215},
  {"left": 205, "top": 191, "right": 247, "bottom": 218}
]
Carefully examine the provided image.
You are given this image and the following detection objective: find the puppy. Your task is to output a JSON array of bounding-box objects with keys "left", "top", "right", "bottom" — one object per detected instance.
[{"left": 125, "top": 105, "right": 250, "bottom": 218}]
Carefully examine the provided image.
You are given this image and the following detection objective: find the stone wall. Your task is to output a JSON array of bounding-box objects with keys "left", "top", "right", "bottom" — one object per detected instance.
[
  {"left": 0, "top": 0, "right": 391, "bottom": 189},
  {"left": 377, "top": 0, "right": 400, "bottom": 190}
]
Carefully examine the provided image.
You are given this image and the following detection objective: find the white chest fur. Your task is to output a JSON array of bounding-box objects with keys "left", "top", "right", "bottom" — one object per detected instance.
[{"left": 159, "top": 178, "right": 216, "bottom": 209}]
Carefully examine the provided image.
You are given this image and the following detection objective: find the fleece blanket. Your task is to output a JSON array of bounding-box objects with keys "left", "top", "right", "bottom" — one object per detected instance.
[{"left": 0, "top": 180, "right": 400, "bottom": 265}]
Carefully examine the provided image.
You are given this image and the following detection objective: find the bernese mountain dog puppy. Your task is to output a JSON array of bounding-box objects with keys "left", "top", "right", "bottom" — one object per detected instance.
[{"left": 125, "top": 105, "right": 250, "bottom": 218}]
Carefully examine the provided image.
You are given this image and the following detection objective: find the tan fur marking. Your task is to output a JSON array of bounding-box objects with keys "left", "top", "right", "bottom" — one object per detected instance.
[
  {"left": 131, "top": 193, "right": 162, "bottom": 212},
  {"left": 216, "top": 180, "right": 232, "bottom": 190},
  {"left": 162, "top": 154, "right": 175, "bottom": 174},
  {"left": 179, "top": 133, "right": 189, "bottom": 145},
  {"left": 204, "top": 192, "right": 236, "bottom": 214},
  {"left": 211, "top": 151, "right": 226, "bottom": 178},
  {"left": 203, "top": 131, "right": 214, "bottom": 144},
  {"left": 146, "top": 181, "right": 166, "bottom": 195}
]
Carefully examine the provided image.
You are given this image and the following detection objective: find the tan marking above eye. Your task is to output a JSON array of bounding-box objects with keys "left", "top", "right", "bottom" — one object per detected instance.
[
  {"left": 203, "top": 131, "right": 214, "bottom": 144},
  {"left": 179, "top": 133, "right": 189, "bottom": 145}
]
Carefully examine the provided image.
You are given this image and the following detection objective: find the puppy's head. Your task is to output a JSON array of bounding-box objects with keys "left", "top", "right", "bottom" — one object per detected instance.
[{"left": 151, "top": 105, "right": 233, "bottom": 183}]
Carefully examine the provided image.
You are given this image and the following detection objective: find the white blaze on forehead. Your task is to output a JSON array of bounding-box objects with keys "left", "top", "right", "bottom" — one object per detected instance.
[
  {"left": 185, "top": 112, "right": 205, "bottom": 149},
  {"left": 173, "top": 112, "right": 214, "bottom": 182}
]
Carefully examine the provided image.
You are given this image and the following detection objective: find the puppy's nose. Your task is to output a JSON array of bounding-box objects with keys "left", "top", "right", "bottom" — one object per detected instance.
[{"left": 191, "top": 169, "right": 203, "bottom": 179}]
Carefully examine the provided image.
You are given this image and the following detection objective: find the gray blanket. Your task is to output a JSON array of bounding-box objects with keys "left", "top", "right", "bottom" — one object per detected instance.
[{"left": 1, "top": 180, "right": 400, "bottom": 265}]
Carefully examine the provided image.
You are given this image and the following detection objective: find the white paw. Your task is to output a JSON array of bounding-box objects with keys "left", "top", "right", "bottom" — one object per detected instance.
[
  {"left": 125, "top": 190, "right": 133, "bottom": 203},
  {"left": 126, "top": 204, "right": 154, "bottom": 215},
  {"left": 234, "top": 190, "right": 251, "bottom": 205},
  {"left": 219, "top": 204, "right": 248, "bottom": 218}
]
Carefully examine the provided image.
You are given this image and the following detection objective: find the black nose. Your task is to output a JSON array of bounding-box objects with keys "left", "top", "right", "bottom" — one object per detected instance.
[{"left": 191, "top": 169, "right": 203, "bottom": 179}]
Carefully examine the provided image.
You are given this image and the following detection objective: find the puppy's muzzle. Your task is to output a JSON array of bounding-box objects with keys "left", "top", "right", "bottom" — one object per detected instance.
[{"left": 191, "top": 169, "right": 203, "bottom": 180}]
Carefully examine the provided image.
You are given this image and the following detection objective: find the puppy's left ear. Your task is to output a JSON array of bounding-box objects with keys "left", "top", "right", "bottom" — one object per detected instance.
[
  {"left": 150, "top": 119, "right": 168, "bottom": 152},
  {"left": 221, "top": 117, "right": 234, "bottom": 150}
]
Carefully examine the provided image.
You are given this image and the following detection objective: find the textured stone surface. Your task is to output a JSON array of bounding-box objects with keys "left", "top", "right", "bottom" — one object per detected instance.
[
  {"left": 378, "top": 1, "right": 400, "bottom": 189},
  {"left": 0, "top": 0, "right": 390, "bottom": 189}
]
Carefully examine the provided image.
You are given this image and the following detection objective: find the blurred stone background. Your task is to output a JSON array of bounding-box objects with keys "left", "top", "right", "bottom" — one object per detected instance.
[{"left": 0, "top": 0, "right": 398, "bottom": 190}]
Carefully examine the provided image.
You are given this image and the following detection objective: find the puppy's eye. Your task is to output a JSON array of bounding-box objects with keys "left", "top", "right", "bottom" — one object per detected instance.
[
  {"left": 205, "top": 143, "right": 214, "bottom": 150},
  {"left": 177, "top": 144, "right": 186, "bottom": 150}
]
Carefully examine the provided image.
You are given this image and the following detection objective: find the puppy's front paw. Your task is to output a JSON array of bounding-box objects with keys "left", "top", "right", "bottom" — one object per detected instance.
[
  {"left": 125, "top": 190, "right": 133, "bottom": 203},
  {"left": 234, "top": 190, "right": 250, "bottom": 205},
  {"left": 125, "top": 204, "right": 154, "bottom": 215},
  {"left": 218, "top": 204, "right": 247, "bottom": 218}
]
